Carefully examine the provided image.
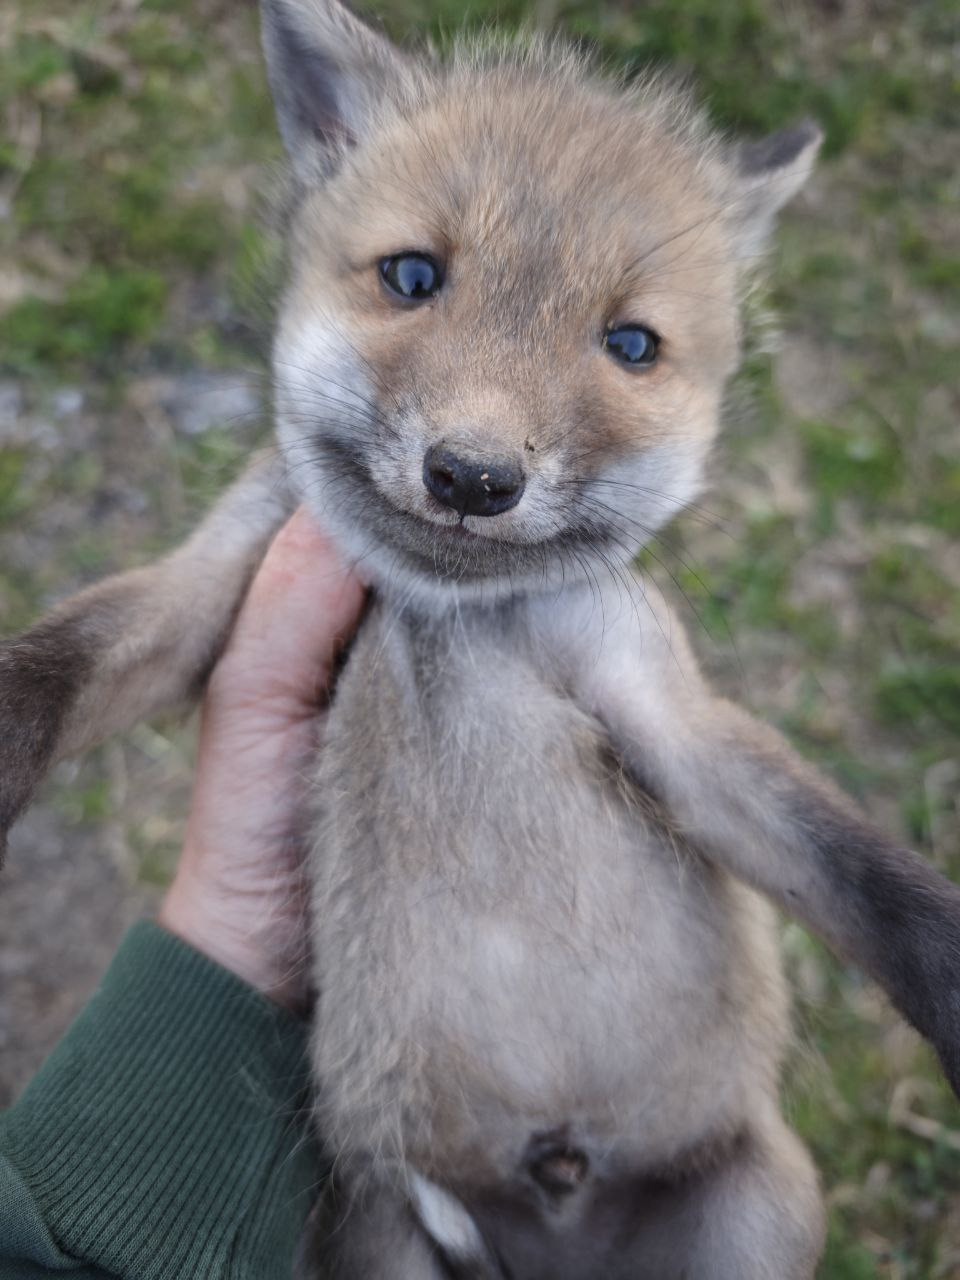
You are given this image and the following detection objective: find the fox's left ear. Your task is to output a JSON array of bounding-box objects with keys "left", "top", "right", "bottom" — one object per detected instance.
[
  {"left": 260, "top": 0, "right": 413, "bottom": 184},
  {"left": 730, "top": 120, "right": 823, "bottom": 259}
]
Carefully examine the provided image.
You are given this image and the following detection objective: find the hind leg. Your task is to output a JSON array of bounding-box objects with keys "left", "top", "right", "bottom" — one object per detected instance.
[
  {"left": 296, "top": 1180, "right": 450, "bottom": 1280},
  {"left": 665, "top": 1113, "right": 825, "bottom": 1280}
]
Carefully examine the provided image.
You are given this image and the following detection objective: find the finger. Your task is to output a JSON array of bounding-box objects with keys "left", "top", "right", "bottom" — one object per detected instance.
[{"left": 217, "top": 507, "right": 367, "bottom": 703}]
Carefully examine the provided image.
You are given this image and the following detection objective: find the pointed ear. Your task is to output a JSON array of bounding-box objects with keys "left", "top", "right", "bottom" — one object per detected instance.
[
  {"left": 731, "top": 120, "right": 823, "bottom": 258},
  {"left": 260, "top": 0, "right": 412, "bottom": 183}
]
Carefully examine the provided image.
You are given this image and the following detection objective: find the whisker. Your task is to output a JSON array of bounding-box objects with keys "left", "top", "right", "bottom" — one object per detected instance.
[{"left": 576, "top": 498, "right": 731, "bottom": 657}]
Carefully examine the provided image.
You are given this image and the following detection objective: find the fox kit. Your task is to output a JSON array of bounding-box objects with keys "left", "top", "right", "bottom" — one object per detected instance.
[{"left": 2, "top": 2, "right": 959, "bottom": 1276}]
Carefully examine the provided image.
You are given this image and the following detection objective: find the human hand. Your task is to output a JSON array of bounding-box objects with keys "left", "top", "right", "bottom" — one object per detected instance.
[{"left": 158, "top": 508, "right": 366, "bottom": 1013}]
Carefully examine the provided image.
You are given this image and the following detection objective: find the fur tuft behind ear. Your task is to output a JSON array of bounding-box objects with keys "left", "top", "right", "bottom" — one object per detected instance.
[
  {"left": 260, "top": 0, "right": 412, "bottom": 183},
  {"left": 731, "top": 119, "right": 822, "bottom": 258}
]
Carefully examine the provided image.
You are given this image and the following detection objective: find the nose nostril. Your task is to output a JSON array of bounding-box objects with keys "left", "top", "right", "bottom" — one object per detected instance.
[{"left": 423, "top": 443, "right": 525, "bottom": 517}]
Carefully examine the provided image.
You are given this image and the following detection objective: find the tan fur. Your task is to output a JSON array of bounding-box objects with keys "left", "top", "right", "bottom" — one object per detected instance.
[
  {"left": 59, "top": 454, "right": 293, "bottom": 756},
  {"left": 3, "top": 6, "right": 957, "bottom": 1278}
]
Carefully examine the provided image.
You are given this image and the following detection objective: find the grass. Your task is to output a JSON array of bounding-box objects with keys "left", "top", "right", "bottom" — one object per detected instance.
[{"left": 1, "top": 0, "right": 958, "bottom": 1273}]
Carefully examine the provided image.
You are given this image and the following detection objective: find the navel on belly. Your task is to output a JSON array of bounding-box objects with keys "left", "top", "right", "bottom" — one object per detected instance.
[{"left": 524, "top": 1127, "right": 590, "bottom": 1196}]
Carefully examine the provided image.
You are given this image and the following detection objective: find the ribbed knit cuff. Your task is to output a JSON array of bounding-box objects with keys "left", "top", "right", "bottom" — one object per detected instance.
[{"left": 1, "top": 920, "right": 320, "bottom": 1279}]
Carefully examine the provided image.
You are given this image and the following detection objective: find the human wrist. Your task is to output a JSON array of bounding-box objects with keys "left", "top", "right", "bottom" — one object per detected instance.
[{"left": 158, "top": 871, "right": 307, "bottom": 1015}]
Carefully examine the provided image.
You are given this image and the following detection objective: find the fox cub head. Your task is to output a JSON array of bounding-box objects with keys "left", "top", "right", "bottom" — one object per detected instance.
[{"left": 262, "top": 0, "right": 819, "bottom": 599}]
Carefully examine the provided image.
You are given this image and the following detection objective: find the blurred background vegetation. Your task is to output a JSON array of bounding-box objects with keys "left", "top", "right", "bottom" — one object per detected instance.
[{"left": 0, "top": 0, "right": 957, "bottom": 1273}]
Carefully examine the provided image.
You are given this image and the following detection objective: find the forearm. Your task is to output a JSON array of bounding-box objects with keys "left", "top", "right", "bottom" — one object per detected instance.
[
  {"left": 541, "top": 583, "right": 960, "bottom": 1095},
  {"left": 0, "top": 453, "right": 291, "bottom": 859},
  {"left": 0, "top": 920, "right": 321, "bottom": 1279},
  {"left": 608, "top": 689, "right": 960, "bottom": 1093}
]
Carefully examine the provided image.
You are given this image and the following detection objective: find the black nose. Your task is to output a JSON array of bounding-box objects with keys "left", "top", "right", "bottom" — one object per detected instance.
[{"left": 423, "top": 444, "right": 525, "bottom": 517}]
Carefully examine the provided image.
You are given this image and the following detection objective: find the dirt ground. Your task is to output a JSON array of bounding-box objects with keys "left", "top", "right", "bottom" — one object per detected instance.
[{"left": 0, "top": 808, "right": 157, "bottom": 1106}]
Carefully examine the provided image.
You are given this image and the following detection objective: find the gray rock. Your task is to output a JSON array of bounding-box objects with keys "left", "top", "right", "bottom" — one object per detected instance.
[{"left": 52, "top": 387, "right": 85, "bottom": 418}]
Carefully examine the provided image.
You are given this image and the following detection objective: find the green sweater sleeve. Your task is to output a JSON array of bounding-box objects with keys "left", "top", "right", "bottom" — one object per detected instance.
[{"left": 0, "top": 921, "right": 322, "bottom": 1280}]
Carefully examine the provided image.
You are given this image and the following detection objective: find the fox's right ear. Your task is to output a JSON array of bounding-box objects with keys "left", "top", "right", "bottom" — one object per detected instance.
[
  {"left": 260, "top": 0, "right": 413, "bottom": 183},
  {"left": 729, "top": 120, "right": 822, "bottom": 259}
]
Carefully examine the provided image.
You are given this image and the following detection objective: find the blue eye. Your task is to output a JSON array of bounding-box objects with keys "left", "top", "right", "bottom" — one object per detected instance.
[
  {"left": 380, "top": 253, "right": 443, "bottom": 302},
  {"left": 604, "top": 324, "right": 659, "bottom": 368}
]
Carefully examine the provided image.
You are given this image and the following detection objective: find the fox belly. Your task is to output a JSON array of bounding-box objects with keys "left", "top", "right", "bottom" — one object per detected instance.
[{"left": 308, "top": 603, "right": 789, "bottom": 1189}]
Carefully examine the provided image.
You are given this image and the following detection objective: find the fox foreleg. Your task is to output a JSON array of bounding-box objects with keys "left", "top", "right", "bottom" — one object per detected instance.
[
  {"left": 0, "top": 451, "right": 293, "bottom": 857},
  {"left": 631, "top": 695, "right": 960, "bottom": 1093},
  {"left": 541, "top": 588, "right": 960, "bottom": 1096}
]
